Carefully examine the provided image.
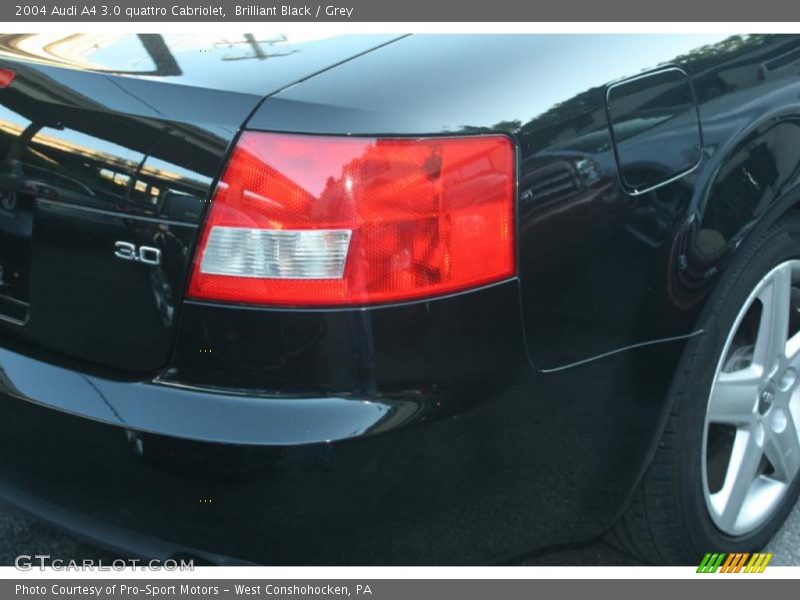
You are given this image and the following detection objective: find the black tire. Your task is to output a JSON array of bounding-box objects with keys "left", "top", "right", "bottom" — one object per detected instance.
[{"left": 610, "top": 212, "right": 800, "bottom": 565}]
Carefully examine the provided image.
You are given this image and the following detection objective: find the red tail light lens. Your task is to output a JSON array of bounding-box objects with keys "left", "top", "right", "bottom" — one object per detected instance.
[
  {"left": 0, "top": 68, "right": 16, "bottom": 89},
  {"left": 188, "top": 132, "right": 515, "bottom": 306}
]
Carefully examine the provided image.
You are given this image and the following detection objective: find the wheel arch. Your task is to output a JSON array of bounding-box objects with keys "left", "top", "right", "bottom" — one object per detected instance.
[
  {"left": 613, "top": 114, "right": 800, "bottom": 534},
  {"left": 694, "top": 105, "right": 800, "bottom": 272}
]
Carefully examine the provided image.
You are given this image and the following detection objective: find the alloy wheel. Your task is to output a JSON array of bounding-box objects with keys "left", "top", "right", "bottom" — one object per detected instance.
[{"left": 703, "top": 260, "right": 800, "bottom": 535}]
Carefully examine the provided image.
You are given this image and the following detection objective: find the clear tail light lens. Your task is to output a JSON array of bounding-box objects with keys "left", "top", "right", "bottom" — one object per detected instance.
[{"left": 188, "top": 132, "right": 515, "bottom": 306}]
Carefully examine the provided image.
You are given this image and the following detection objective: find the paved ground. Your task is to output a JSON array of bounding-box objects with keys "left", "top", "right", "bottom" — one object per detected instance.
[
  {"left": 1, "top": 498, "right": 798, "bottom": 566},
  {"left": 516, "top": 500, "right": 800, "bottom": 565}
]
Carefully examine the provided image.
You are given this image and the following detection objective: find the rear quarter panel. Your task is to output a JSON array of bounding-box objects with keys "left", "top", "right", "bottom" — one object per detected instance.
[{"left": 248, "top": 33, "right": 800, "bottom": 370}]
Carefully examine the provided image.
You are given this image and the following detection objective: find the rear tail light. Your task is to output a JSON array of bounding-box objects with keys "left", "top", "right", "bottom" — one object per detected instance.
[
  {"left": 188, "top": 132, "right": 515, "bottom": 306},
  {"left": 0, "top": 68, "right": 15, "bottom": 89}
]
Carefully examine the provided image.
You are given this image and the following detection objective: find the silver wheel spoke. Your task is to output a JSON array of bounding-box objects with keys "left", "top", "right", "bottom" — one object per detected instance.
[
  {"left": 786, "top": 330, "right": 800, "bottom": 365},
  {"left": 708, "top": 368, "right": 758, "bottom": 424},
  {"left": 764, "top": 413, "right": 800, "bottom": 482},
  {"left": 716, "top": 429, "right": 764, "bottom": 532},
  {"left": 754, "top": 263, "right": 792, "bottom": 371}
]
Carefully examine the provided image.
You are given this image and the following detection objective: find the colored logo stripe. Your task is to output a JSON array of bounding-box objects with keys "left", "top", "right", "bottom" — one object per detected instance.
[
  {"left": 745, "top": 553, "right": 773, "bottom": 573},
  {"left": 697, "top": 553, "right": 726, "bottom": 573},
  {"left": 697, "top": 553, "right": 773, "bottom": 573}
]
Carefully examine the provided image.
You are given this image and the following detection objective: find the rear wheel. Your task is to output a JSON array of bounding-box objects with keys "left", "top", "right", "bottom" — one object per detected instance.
[{"left": 611, "top": 214, "right": 800, "bottom": 564}]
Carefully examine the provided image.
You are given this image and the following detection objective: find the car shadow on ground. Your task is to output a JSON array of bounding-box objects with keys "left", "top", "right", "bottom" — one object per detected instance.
[{"left": 1, "top": 498, "right": 798, "bottom": 566}]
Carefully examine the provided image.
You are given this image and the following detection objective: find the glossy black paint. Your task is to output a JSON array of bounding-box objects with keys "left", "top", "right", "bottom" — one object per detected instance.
[
  {"left": 606, "top": 66, "right": 702, "bottom": 193},
  {"left": 0, "top": 34, "right": 799, "bottom": 564},
  {"left": 0, "top": 309, "right": 681, "bottom": 565},
  {"left": 249, "top": 34, "right": 800, "bottom": 368},
  {"left": 0, "top": 33, "right": 401, "bottom": 97},
  {"left": 0, "top": 63, "right": 241, "bottom": 369},
  {"left": 0, "top": 33, "right": 399, "bottom": 370}
]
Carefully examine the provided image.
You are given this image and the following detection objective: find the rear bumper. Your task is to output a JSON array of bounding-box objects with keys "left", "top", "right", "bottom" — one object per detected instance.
[
  {"left": 0, "top": 282, "right": 688, "bottom": 564},
  {"left": 0, "top": 280, "right": 526, "bottom": 447},
  {"left": 0, "top": 345, "right": 426, "bottom": 446}
]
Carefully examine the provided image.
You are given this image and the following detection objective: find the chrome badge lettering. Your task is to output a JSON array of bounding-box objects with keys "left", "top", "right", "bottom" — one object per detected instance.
[{"left": 114, "top": 241, "right": 161, "bottom": 266}]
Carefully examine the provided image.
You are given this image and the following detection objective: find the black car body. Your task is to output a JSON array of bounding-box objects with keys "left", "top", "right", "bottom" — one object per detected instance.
[{"left": 0, "top": 33, "right": 799, "bottom": 564}]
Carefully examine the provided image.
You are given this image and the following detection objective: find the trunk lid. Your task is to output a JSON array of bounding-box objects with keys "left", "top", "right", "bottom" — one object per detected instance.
[{"left": 0, "top": 33, "right": 399, "bottom": 371}]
